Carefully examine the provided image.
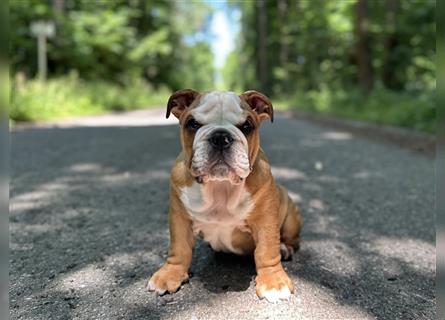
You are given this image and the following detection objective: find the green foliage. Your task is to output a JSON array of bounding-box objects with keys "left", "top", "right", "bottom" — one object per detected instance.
[
  {"left": 54, "top": 6, "right": 141, "bottom": 80},
  {"left": 10, "top": 74, "right": 169, "bottom": 122},
  {"left": 222, "top": 51, "right": 244, "bottom": 92},
  {"left": 10, "top": 0, "right": 214, "bottom": 88},
  {"left": 0, "top": 66, "right": 7, "bottom": 118},
  {"left": 10, "top": 0, "right": 436, "bottom": 133},
  {"left": 292, "top": 88, "right": 435, "bottom": 133},
  {"left": 224, "top": 0, "right": 435, "bottom": 132},
  {"left": 230, "top": 0, "right": 435, "bottom": 93},
  {"left": 171, "top": 42, "right": 215, "bottom": 92}
]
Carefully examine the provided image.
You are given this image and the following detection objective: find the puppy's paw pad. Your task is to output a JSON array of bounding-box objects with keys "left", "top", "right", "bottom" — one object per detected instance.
[{"left": 259, "top": 286, "right": 292, "bottom": 303}]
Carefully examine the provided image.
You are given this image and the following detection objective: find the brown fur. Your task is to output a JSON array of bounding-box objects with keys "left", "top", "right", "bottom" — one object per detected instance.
[{"left": 149, "top": 90, "right": 302, "bottom": 300}]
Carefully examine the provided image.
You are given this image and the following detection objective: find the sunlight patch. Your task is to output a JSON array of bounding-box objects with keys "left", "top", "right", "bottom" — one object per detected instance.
[
  {"left": 371, "top": 237, "right": 435, "bottom": 273},
  {"left": 305, "top": 239, "right": 360, "bottom": 276},
  {"left": 297, "top": 278, "right": 374, "bottom": 320},
  {"left": 287, "top": 191, "right": 303, "bottom": 204},
  {"left": 353, "top": 171, "right": 371, "bottom": 179},
  {"left": 321, "top": 131, "right": 353, "bottom": 140},
  {"left": 300, "top": 139, "right": 324, "bottom": 148},
  {"left": 69, "top": 163, "right": 102, "bottom": 173},
  {"left": 353, "top": 171, "right": 383, "bottom": 179},
  {"left": 309, "top": 199, "right": 325, "bottom": 211},
  {"left": 10, "top": 222, "right": 60, "bottom": 235},
  {"left": 316, "top": 175, "right": 341, "bottom": 183},
  {"left": 60, "top": 265, "right": 110, "bottom": 291},
  {"left": 10, "top": 182, "right": 69, "bottom": 213},
  {"left": 99, "top": 170, "right": 170, "bottom": 184},
  {"left": 308, "top": 214, "right": 337, "bottom": 235},
  {"left": 271, "top": 167, "right": 307, "bottom": 180},
  {"left": 104, "top": 251, "right": 162, "bottom": 270}
]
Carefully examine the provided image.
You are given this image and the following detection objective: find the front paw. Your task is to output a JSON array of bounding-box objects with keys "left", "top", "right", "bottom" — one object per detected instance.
[
  {"left": 255, "top": 268, "right": 294, "bottom": 303},
  {"left": 147, "top": 264, "right": 189, "bottom": 295}
]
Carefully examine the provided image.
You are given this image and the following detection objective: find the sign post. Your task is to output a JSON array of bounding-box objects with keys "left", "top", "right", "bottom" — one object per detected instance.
[{"left": 30, "top": 21, "right": 55, "bottom": 81}]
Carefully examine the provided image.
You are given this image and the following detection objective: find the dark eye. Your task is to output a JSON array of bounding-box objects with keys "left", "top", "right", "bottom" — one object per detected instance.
[
  {"left": 240, "top": 120, "right": 254, "bottom": 135},
  {"left": 186, "top": 118, "right": 202, "bottom": 132}
]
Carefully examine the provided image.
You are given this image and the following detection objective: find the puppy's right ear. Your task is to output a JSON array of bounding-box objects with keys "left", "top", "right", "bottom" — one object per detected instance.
[{"left": 166, "top": 89, "right": 200, "bottom": 119}]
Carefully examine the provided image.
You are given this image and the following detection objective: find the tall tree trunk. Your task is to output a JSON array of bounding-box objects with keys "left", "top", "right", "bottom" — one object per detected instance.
[
  {"left": 257, "top": 0, "right": 268, "bottom": 94},
  {"left": 354, "top": 0, "right": 373, "bottom": 95},
  {"left": 278, "top": 0, "right": 289, "bottom": 93},
  {"left": 52, "top": 0, "right": 64, "bottom": 14},
  {"left": 382, "top": 0, "right": 400, "bottom": 89}
]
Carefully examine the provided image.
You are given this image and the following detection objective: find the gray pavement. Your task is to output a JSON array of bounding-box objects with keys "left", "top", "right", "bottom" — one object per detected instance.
[{"left": 9, "top": 109, "right": 435, "bottom": 320}]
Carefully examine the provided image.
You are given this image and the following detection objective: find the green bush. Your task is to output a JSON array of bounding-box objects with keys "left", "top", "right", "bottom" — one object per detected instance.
[
  {"left": 291, "top": 87, "right": 435, "bottom": 133},
  {"left": 10, "top": 74, "right": 169, "bottom": 122}
]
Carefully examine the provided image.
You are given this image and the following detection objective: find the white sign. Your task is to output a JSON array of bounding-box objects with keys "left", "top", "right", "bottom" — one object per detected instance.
[
  {"left": 30, "top": 21, "right": 55, "bottom": 38},
  {"left": 30, "top": 20, "right": 56, "bottom": 80}
]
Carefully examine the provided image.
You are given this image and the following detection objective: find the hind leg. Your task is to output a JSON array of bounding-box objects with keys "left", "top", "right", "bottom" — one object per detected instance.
[{"left": 280, "top": 201, "right": 302, "bottom": 260}]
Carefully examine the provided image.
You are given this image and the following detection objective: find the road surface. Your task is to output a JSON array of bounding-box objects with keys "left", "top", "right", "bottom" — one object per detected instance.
[{"left": 10, "top": 109, "right": 435, "bottom": 320}]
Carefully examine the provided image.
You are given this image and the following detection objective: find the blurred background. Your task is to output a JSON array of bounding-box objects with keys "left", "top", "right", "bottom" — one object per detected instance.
[{"left": 10, "top": 0, "right": 435, "bottom": 132}]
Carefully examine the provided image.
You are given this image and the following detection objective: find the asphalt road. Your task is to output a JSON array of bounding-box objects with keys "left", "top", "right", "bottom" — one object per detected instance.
[{"left": 10, "top": 109, "right": 435, "bottom": 320}]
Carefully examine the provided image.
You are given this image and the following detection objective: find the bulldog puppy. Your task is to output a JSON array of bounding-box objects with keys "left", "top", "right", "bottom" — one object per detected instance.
[{"left": 148, "top": 90, "right": 302, "bottom": 303}]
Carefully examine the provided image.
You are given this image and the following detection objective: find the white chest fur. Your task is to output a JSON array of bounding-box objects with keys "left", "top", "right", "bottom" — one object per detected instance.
[{"left": 180, "top": 181, "right": 253, "bottom": 254}]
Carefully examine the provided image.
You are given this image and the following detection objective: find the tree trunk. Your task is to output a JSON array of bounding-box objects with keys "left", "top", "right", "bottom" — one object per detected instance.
[
  {"left": 257, "top": 0, "right": 268, "bottom": 94},
  {"left": 278, "top": 0, "right": 289, "bottom": 67},
  {"left": 354, "top": 0, "right": 373, "bottom": 95},
  {"left": 382, "top": 0, "right": 400, "bottom": 89},
  {"left": 278, "top": 0, "right": 289, "bottom": 93},
  {"left": 52, "top": 0, "right": 64, "bottom": 14}
]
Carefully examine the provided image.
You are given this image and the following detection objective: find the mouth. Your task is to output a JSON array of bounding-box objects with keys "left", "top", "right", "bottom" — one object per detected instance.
[{"left": 194, "top": 158, "right": 244, "bottom": 185}]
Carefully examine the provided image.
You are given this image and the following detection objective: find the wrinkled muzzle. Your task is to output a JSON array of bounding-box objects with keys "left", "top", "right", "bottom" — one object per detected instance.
[{"left": 190, "top": 125, "right": 251, "bottom": 184}]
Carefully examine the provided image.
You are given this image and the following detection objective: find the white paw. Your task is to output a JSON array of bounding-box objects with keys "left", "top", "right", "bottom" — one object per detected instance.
[
  {"left": 147, "top": 280, "right": 166, "bottom": 295},
  {"left": 261, "top": 287, "right": 292, "bottom": 303}
]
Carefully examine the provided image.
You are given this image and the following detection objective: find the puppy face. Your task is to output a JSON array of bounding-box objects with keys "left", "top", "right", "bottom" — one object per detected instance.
[{"left": 167, "top": 90, "right": 273, "bottom": 184}]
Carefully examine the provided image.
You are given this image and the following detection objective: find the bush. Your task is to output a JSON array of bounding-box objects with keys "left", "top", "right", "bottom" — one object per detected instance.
[
  {"left": 291, "top": 87, "right": 435, "bottom": 133},
  {"left": 10, "top": 74, "right": 169, "bottom": 122}
]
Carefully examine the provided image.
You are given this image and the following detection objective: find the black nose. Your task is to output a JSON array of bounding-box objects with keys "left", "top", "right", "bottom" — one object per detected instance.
[{"left": 209, "top": 130, "right": 234, "bottom": 150}]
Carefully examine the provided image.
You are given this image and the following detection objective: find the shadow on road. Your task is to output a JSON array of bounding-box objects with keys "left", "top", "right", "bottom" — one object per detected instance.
[{"left": 10, "top": 118, "right": 435, "bottom": 319}]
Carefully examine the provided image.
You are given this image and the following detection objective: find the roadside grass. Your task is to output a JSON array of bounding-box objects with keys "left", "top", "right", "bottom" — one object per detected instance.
[
  {"left": 275, "top": 88, "right": 435, "bottom": 133},
  {"left": 10, "top": 74, "right": 170, "bottom": 122},
  {"left": 10, "top": 76, "right": 435, "bottom": 134}
]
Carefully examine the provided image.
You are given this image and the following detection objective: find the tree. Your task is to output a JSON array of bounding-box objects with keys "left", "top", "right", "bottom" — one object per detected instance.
[
  {"left": 10, "top": 0, "right": 215, "bottom": 90},
  {"left": 277, "top": 0, "right": 289, "bottom": 93},
  {"left": 354, "top": 0, "right": 373, "bottom": 95},
  {"left": 256, "top": 0, "right": 269, "bottom": 94},
  {"left": 382, "top": 0, "right": 400, "bottom": 90}
]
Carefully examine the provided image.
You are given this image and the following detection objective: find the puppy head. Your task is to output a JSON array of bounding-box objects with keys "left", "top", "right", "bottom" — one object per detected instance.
[{"left": 167, "top": 89, "right": 273, "bottom": 184}]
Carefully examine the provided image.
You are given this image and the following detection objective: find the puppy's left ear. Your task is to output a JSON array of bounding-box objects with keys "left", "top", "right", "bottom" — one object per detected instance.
[
  {"left": 240, "top": 90, "right": 274, "bottom": 122},
  {"left": 166, "top": 89, "right": 200, "bottom": 119}
]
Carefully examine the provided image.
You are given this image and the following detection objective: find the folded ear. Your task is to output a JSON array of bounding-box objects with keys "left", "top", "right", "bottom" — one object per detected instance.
[
  {"left": 239, "top": 90, "right": 274, "bottom": 122},
  {"left": 166, "top": 89, "right": 200, "bottom": 119}
]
